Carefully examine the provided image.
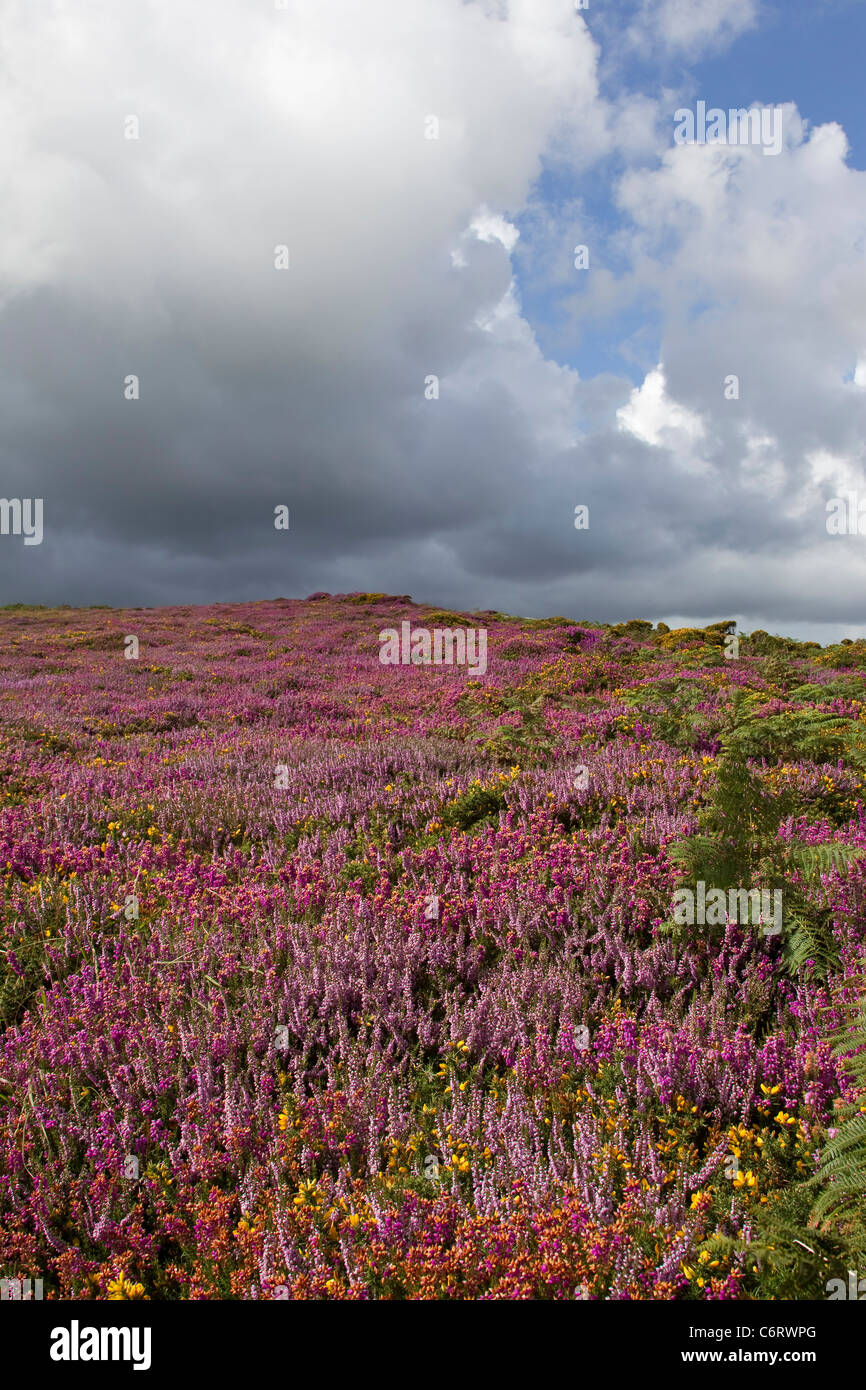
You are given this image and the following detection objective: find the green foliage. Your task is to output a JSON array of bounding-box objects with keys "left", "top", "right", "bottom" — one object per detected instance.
[
  {"left": 497, "top": 638, "right": 551, "bottom": 661},
  {"left": 422, "top": 608, "right": 474, "bottom": 627},
  {"left": 621, "top": 678, "right": 707, "bottom": 750},
  {"left": 787, "top": 683, "right": 831, "bottom": 704},
  {"left": 336, "top": 857, "right": 379, "bottom": 893},
  {"left": 743, "top": 966, "right": 866, "bottom": 1287},
  {"left": 517, "top": 616, "right": 573, "bottom": 629},
  {"left": 0, "top": 929, "right": 49, "bottom": 1030},
  {"left": 707, "top": 1185, "right": 848, "bottom": 1299},
  {"left": 780, "top": 902, "right": 841, "bottom": 980},
  {"left": 665, "top": 735, "right": 864, "bottom": 980},
  {"left": 746, "top": 629, "right": 809, "bottom": 657},
  {"left": 482, "top": 695, "right": 555, "bottom": 763},
  {"left": 440, "top": 781, "right": 507, "bottom": 831},
  {"left": 821, "top": 674, "right": 866, "bottom": 701},
  {"left": 726, "top": 709, "right": 851, "bottom": 763},
  {"left": 808, "top": 973, "right": 866, "bottom": 1258},
  {"left": 0, "top": 883, "right": 86, "bottom": 1030},
  {"left": 821, "top": 640, "right": 866, "bottom": 670}
]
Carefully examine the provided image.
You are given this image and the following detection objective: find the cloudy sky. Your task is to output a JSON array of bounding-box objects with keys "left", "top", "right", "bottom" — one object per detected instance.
[{"left": 2, "top": 0, "right": 866, "bottom": 639}]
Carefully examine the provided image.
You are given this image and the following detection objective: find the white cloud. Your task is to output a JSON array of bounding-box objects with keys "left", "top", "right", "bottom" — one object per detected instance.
[
  {"left": 806, "top": 448, "right": 865, "bottom": 501},
  {"left": 628, "top": 0, "right": 759, "bottom": 58},
  {"left": 468, "top": 207, "right": 521, "bottom": 253},
  {"left": 617, "top": 365, "right": 706, "bottom": 451}
]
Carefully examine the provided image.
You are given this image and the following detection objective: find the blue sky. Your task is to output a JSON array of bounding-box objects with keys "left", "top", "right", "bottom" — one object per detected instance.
[
  {"left": 691, "top": 0, "right": 866, "bottom": 168},
  {"left": 513, "top": 0, "right": 866, "bottom": 384}
]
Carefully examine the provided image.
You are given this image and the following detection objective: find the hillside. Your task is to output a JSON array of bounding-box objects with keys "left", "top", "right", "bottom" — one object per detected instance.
[{"left": 0, "top": 594, "right": 864, "bottom": 1299}]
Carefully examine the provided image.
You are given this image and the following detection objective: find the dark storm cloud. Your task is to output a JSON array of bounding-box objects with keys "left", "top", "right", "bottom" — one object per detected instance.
[{"left": 1, "top": 1, "right": 866, "bottom": 642}]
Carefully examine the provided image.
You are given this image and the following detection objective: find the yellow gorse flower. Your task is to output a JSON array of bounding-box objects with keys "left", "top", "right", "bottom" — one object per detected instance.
[{"left": 107, "top": 1277, "right": 146, "bottom": 1300}]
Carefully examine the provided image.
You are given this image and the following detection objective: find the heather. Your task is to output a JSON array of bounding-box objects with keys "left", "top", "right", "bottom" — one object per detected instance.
[{"left": 0, "top": 595, "right": 864, "bottom": 1300}]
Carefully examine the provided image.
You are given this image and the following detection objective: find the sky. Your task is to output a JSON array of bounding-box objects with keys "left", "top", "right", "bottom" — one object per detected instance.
[{"left": 1, "top": 0, "right": 866, "bottom": 641}]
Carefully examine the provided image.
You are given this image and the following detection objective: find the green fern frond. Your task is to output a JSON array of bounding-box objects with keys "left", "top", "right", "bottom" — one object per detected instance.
[
  {"left": 724, "top": 709, "right": 851, "bottom": 763},
  {"left": 781, "top": 908, "right": 841, "bottom": 981},
  {"left": 788, "top": 844, "right": 866, "bottom": 880},
  {"left": 808, "top": 972, "right": 866, "bottom": 1253},
  {"left": 708, "top": 1186, "right": 848, "bottom": 1298}
]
